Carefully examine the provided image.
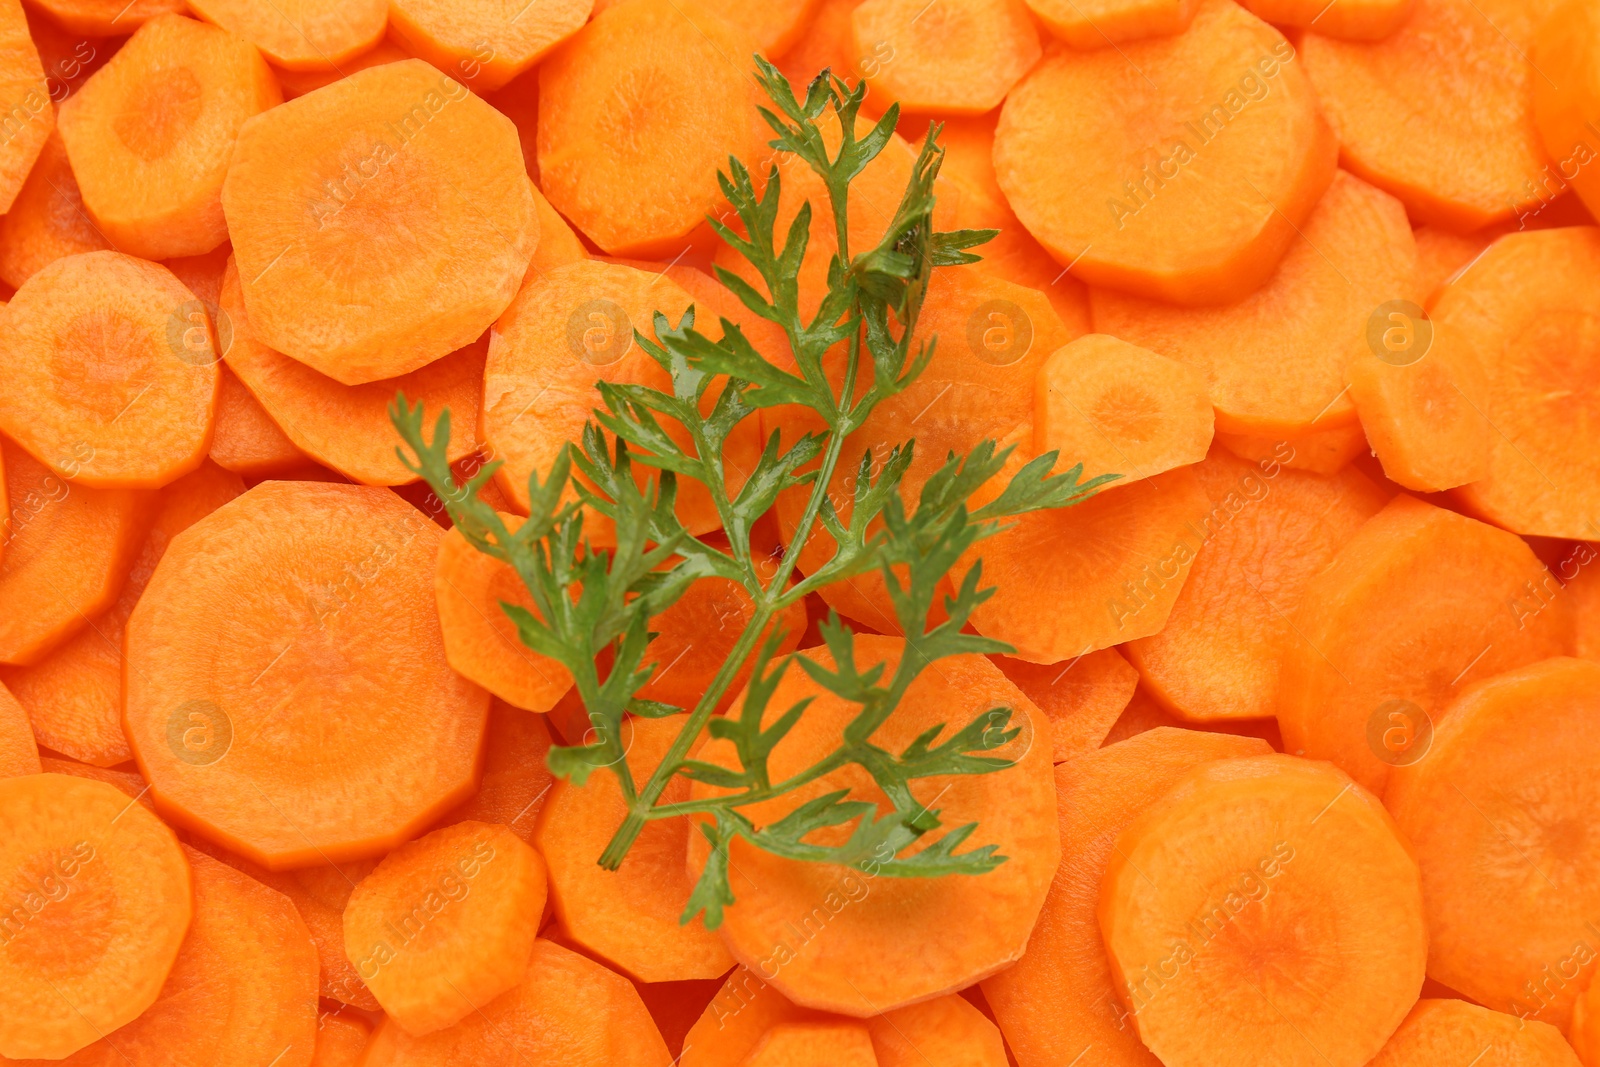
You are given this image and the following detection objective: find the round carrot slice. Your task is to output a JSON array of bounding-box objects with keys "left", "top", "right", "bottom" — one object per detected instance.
[
  {"left": 23, "top": 0, "right": 181, "bottom": 35},
  {"left": 1347, "top": 330, "right": 1491, "bottom": 493},
  {"left": 1435, "top": 229, "right": 1600, "bottom": 538},
  {"left": 387, "top": 0, "right": 591, "bottom": 92},
  {"left": 1099, "top": 754, "right": 1426, "bottom": 1067},
  {"left": 0, "top": 131, "right": 109, "bottom": 290},
  {"left": 1387, "top": 658, "right": 1600, "bottom": 1029},
  {"left": 0, "top": 251, "right": 220, "bottom": 489},
  {"left": 123, "top": 480, "right": 490, "bottom": 869},
  {"left": 0, "top": 680, "right": 41, "bottom": 777},
  {"left": 186, "top": 0, "right": 387, "bottom": 71},
  {"left": 1278, "top": 494, "right": 1571, "bottom": 796},
  {"left": 1238, "top": 0, "right": 1411, "bottom": 38},
  {"left": 208, "top": 366, "right": 309, "bottom": 476},
  {"left": 852, "top": 0, "right": 1040, "bottom": 115},
  {"left": 438, "top": 700, "right": 555, "bottom": 845},
  {"left": 0, "top": 0, "right": 52, "bottom": 215},
  {"left": 0, "top": 773, "right": 192, "bottom": 1060},
  {"left": 222, "top": 58, "right": 537, "bottom": 385},
  {"left": 688, "top": 636, "right": 1057, "bottom": 1015},
  {"left": 1369, "top": 999, "right": 1582, "bottom": 1067},
  {"left": 1534, "top": 0, "right": 1600, "bottom": 222},
  {"left": 995, "top": 0, "right": 1337, "bottom": 305},
  {"left": 993, "top": 648, "right": 1141, "bottom": 762},
  {"left": 982, "top": 728, "right": 1270, "bottom": 1067}
]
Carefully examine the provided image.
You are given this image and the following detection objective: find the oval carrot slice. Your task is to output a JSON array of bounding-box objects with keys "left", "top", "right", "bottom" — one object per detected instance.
[
  {"left": 123, "top": 480, "right": 490, "bottom": 869},
  {"left": 0, "top": 0, "right": 52, "bottom": 215},
  {"left": 1277, "top": 494, "right": 1571, "bottom": 796},
  {"left": 995, "top": 0, "right": 1337, "bottom": 305},
  {"left": 0, "top": 679, "right": 41, "bottom": 777},
  {"left": 1100, "top": 754, "right": 1426, "bottom": 1067},
  {"left": 1215, "top": 421, "right": 1367, "bottom": 475},
  {"left": 387, "top": 0, "right": 590, "bottom": 92},
  {"left": 748, "top": 1021, "right": 878, "bottom": 1066},
  {"left": 1123, "top": 447, "right": 1389, "bottom": 722},
  {"left": 208, "top": 366, "right": 309, "bottom": 476},
  {"left": 688, "top": 636, "right": 1057, "bottom": 1015},
  {"left": 222, "top": 58, "right": 537, "bottom": 384},
  {"left": 0, "top": 773, "right": 192, "bottom": 1060},
  {"left": 1347, "top": 330, "right": 1491, "bottom": 493},
  {"left": 437, "top": 700, "right": 555, "bottom": 845},
  {"left": 271, "top": 38, "right": 410, "bottom": 98},
  {"left": 1369, "top": 999, "right": 1583, "bottom": 1067},
  {"left": 1533, "top": 0, "right": 1600, "bottom": 222},
  {"left": 1238, "top": 0, "right": 1411, "bottom": 38},
  {"left": 993, "top": 648, "right": 1140, "bottom": 762},
  {"left": 852, "top": 0, "right": 1040, "bottom": 115},
  {"left": 1387, "top": 658, "right": 1600, "bottom": 1028},
  {"left": 186, "top": 0, "right": 387, "bottom": 71},
  {"left": 982, "top": 727, "right": 1270, "bottom": 1067},
  {"left": 0, "top": 131, "right": 110, "bottom": 289},
  {"left": 0, "top": 251, "right": 220, "bottom": 489}
]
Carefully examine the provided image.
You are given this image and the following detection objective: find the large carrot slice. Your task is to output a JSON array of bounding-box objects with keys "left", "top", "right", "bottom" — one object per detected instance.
[
  {"left": 0, "top": 131, "right": 110, "bottom": 289},
  {"left": 1369, "top": 999, "right": 1583, "bottom": 1067},
  {"left": 222, "top": 59, "right": 537, "bottom": 384},
  {"left": 0, "top": 251, "right": 220, "bottom": 489},
  {"left": 982, "top": 727, "right": 1271, "bottom": 1067},
  {"left": 1123, "top": 447, "right": 1389, "bottom": 722},
  {"left": 995, "top": 0, "right": 1337, "bottom": 305},
  {"left": 747, "top": 1022, "right": 878, "bottom": 1066},
  {"left": 0, "top": 0, "right": 52, "bottom": 215},
  {"left": 0, "top": 773, "right": 192, "bottom": 1060},
  {"left": 437, "top": 700, "right": 555, "bottom": 845},
  {"left": 1022, "top": 0, "right": 1199, "bottom": 47},
  {"left": 1387, "top": 658, "right": 1600, "bottom": 1028},
  {"left": 1533, "top": 0, "right": 1600, "bottom": 222},
  {"left": 1100, "top": 754, "right": 1425, "bottom": 1067},
  {"left": 1091, "top": 171, "right": 1417, "bottom": 435},
  {"left": 359, "top": 937, "right": 672, "bottom": 1066},
  {"left": 123, "top": 480, "right": 490, "bottom": 869},
  {"left": 387, "top": 0, "right": 591, "bottom": 92},
  {"left": 994, "top": 648, "right": 1140, "bottom": 761},
  {"left": 186, "top": 0, "right": 387, "bottom": 71},
  {"left": 208, "top": 366, "right": 309, "bottom": 476},
  {"left": 1238, "top": 0, "right": 1411, "bottom": 38},
  {"left": 851, "top": 0, "right": 1040, "bottom": 115},
  {"left": 0, "top": 680, "right": 41, "bottom": 777},
  {"left": 1277, "top": 494, "right": 1571, "bottom": 796}
]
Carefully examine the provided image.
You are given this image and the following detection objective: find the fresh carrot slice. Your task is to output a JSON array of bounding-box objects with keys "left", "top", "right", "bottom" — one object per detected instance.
[
  {"left": 995, "top": 1, "right": 1337, "bottom": 305},
  {"left": 1387, "top": 658, "right": 1600, "bottom": 1028},
  {"left": 1091, "top": 171, "right": 1416, "bottom": 435},
  {"left": 272, "top": 38, "right": 410, "bottom": 97},
  {"left": 1023, "top": 0, "right": 1200, "bottom": 48},
  {"left": 688, "top": 636, "right": 1057, "bottom": 1015},
  {"left": 359, "top": 937, "right": 673, "bottom": 1066},
  {"left": 994, "top": 648, "right": 1140, "bottom": 762},
  {"left": 222, "top": 58, "right": 537, "bottom": 385},
  {"left": 1413, "top": 226, "right": 1491, "bottom": 302},
  {"left": 748, "top": 1022, "right": 878, "bottom": 1066},
  {"left": 1215, "top": 422, "right": 1368, "bottom": 475},
  {"left": 0, "top": 679, "right": 41, "bottom": 777},
  {"left": 437, "top": 700, "right": 555, "bottom": 845},
  {"left": 1238, "top": 0, "right": 1411, "bottom": 39},
  {"left": 387, "top": 0, "right": 591, "bottom": 92},
  {"left": 0, "top": 0, "right": 52, "bottom": 215},
  {"left": 1533, "top": 0, "right": 1600, "bottom": 223},
  {"left": 0, "top": 251, "right": 220, "bottom": 489},
  {"left": 1123, "top": 447, "right": 1389, "bottom": 722},
  {"left": 982, "top": 727, "right": 1271, "bottom": 1067},
  {"left": 0, "top": 131, "right": 110, "bottom": 289},
  {"left": 312, "top": 1010, "right": 372, "bottom": 1067},
  {"left": 851, "top": 0, "right": 1040, "bottom": 115},
  {"left": 1575, "top": 978, "right": 1600, "bottom": 1067},
  {"left": 1435, "top": 228, "right": 1600, "bottom": 538},
  {"left": 1100, "top": 754, "right": 1426, "bottom": 1067},
  {"left": 186, "top": 0, "right": 387, "bottom": 71},
  {"left": 23, "top": 0, "right": 180, "bottom": 35},
  {"left": 0, "top": 773, "right": 192, "bottom": 1060},
  {"left": 123, "top": 480, "right": 490, "bottom": 869},
  {"left": 1277, "top": 494, "right": 1571, "bottom": 796},
  {"left": 37, "top": 755, "right": 153, "bottom": 807},
  {"left": 1369, "top": 999, "right": 1583, "bottom": 1067},
  {"left": 208, "top": 366, "right": 309, "bottom": 476},
  {"left": 0, "top": 441, "right": 151, "bottom": 666}
]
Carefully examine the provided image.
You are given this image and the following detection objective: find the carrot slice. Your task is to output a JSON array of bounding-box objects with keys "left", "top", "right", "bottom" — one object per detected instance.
[
  {"left": 982, "top": 727, "right": 1271, "bottom": 1067},
  {"left": 1533, "top": 0, "right": 1600, "bottom": 223},
  {"left": 186, "top": 0, "right": 387, "bottom": 71},
  {"left": 272, "top": 39, "right": 410, "bottom": 97},
  {"left": 688, "top": 636, "right": 1057, "bottom": 1015},
  {"left": 208, "top": 366, "right": 309, "bottom": 476},
  {"left": 748, "top": 1022, "right": 878, "bottom": 1067},
  {"left": 777, "top": 0, "right": 866, "bottom": 89},
  {"left": 387, "top": 0, "right": 590, "bottom": 92},
  {"left": 1277, "top": 494, "right": 1572, "bottom": 796},
  {"left": 1575, "top": 978, "right": 1600, "bottom": 1067},
  {"left": 1091, "top": 171, "right": 1416, "bottom": 435},
  {"left": 1435, "top": 229, "right": 1600, "bottom": 538},
  {"left": 37, "top": 755, "right": 153, "bottom": 807},
  {"left": 1370, "top": 999, "right": 1583, "bottom": 1067},
  {"left": 360, "top": 937, "right": 673, "bottom": 1066},
  {"left": 23, "top": 0, "right": 180, "bottom": 35},
  {"left": 1024, "top": 0, "right": 1199, "bottom": 48},
  {"left": 0, "top": 441, "right": 150, "bottom": 666},
  {"left": 0, "top": 773, "right": 192, "bottom": 1060},
  {"left": 0, "top": 131, "right": 110, "bottom": 289},
  {"left": 1387, "top": 658, "right": 1600, "bottom": 1028},
  {"left": 527, "top": 181, "right": 589, "bottom": 276},
  {"left": 26, "top": 4, "right": 113, "bottom": 105},
  {"left": 1215, "top": 422, "right": 1367, "bottom": 475},
  {"left": 312, "top": 1010, "right": 372, "bottom": 1067},
  {"left": 0, "top": 251, "right": 221, "bottom": 489},
  {"left": 1238, "top": 0, "right": 1411, "bottom": 38},
  {"left": 1413, "top": 226, "right": 1491, "bottom": 302},
  {"left": 1570, "top": 554, "right": 1600, "bottom": 662},
  {"left": 0, "top": 0, "right": 52, "bottom": 215},
  {"left": 995, "top": 1, "right": 1337, "bottom": 305},
  {"left": 994, "top": 649, "right": 1140, "bottom": 762},
  {"left": 123, "top": 480, "right": 490, "bottom": 869},
  {"left": 0, "top": 680, "right": 41, "bottom": 777},
  {"left": 222, "top": 59, "right": 537, "bottom": 384},
  {"left": 852, "top": 0, "right": 1040, "bottom": 115},
  {"left": 1124, "top": 447, "right": 1389, "bottom": 722},
  {"left": 438, "top": 700, "right": 555, "bottom": 845},
  {"left": 697, "top": 0, "right": 819, "bottom": 56},
  {"left": 1100, "top": 754, "right": 1426, "bottom": 1067}
]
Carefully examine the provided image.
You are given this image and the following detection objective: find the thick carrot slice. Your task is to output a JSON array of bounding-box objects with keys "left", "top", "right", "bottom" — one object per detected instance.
[
  {"left": 0, "top": 773, "right": 192, "bottom": 1060},
  {"left": 534, "top": 715, "right": 733, "bottom": 982},
  {"left": 1387, "top": 658, "right": 1600, "bottom": 1028},
  {"left": 312, "top": 1010, "right": 371, "bottom": 1067},
  {"left": 1277, "top": 494, "right": 1571, "bottom": 796},
  {"left": 0, "top": 251, "right": 220, "bottom": 489},
  {"left": 995, "top": 1, "right": 1337, "bottom": 305},
  {"left": 852, "top": 0, "right": 1040, "bottom": 115},
  {"left": 1124, "top": 447, "right": 1388, "bottom": 722},
  {"left": 388, "top": 0, "right": 590, "bottom": 92},
  {"left": 123, "top": 481, "right": 490, "bottom": 868},
  {"left": 1347, "top": 328, "right": 1490, "bottom": 492},
  {"left": 1100, "top": 754, "right": 1425, "bottom": 1067},
  {"left": 1215, "top": 422, "right": 1367, "bottom": 475},
  {"left": 0, "top": 0, "right": 52, "bottom": 215},
  {"left": 994, "top": 648, "right": 1140, "bottom": 762},
  {"left": 688, "top": 636, "right": 1057, "bottom": 1015},
  {"left": 23, "top": 0, "right": 180, "bottom": 35},
  {"left": 208, "top": 366, "right": 309, "bottom": 475},
  {"left": 186, "top": 0, "right": 387, "bottom": 71},
  {"left": 0, "top": 131, "right": 110, "bottom": 289},
  {"left": 1413, "top": 226, "right": 1490, "bottom": 301},
  {"left": 438, "top": 700, "right": 555, "bottom": 845},
  {"left": 982, "top": 727, "right": 1270, "bottom": 1067},
  {"left": 272, "top": 39, "right": 410, "bottom": 97},
  {"left": 360, "top": 937, "right": 672, "bottom": 1066},
  {"left": 0, "top": 441, "right": 150, "bottom": 666},
  {"left": 1238, "top": 0, "right": 1411, "bottom": 39},
  {"left": 1434, "top": 229, "right": 1600, "bottom": 538},
  {"left": 1369, "top": 999, "right": 1583, "bottom": 1067},
  {"left": 748, "top": 1022, "right": 878, "bottom": 1066},
  {"left": 222, "top": 59, "right": 537, "bottom": 385},
  {"left": 0, "top": 680, "right": 40, "bottom": 777},
  {"left": 1091, "top": 171, "right": 1416, "bottom": 435},
  {"left": 1533, "top": 0, "right": 1600, "bottom": 223}
]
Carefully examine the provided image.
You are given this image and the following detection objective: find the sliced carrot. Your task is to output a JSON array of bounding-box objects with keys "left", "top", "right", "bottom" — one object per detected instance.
[
  {"left": 486, "top": 70, "right": 540, "bottom": 181},
  {"left": 0, "top": 251, "right": 221, "bottom": 489},
  {"left": 37, "top": 755, "right": 153, "bottom": 806},
  {"left": 272, "top": 38, "right": 410, "bottom": 98},
  {"left": 0, "top": 131, "right": 110, "bottom": 290},
  {"left": 0, "top": 773, "right": 192, "bottom": 1060},
  {"left": 996, "top": 1, "right": 1337, "bottom": 305},
  {"left": 527, "top": 181, "right": 589, "bottom": 276},
  {"left": 1238, "top": 0, "right": 1411, "bottom": 39},
  {"left": 23, "top": 0, "right": 180, "bottom": 35},
  {"left": 1413, "top": 226, "right": 1492, "bottom": 302},
  {"left": 438, "top": 700, "right": 555, "bottom": 845},
  {"left": 312, "top": 1010, "right": 372, "bottom": 1067},
  {"left": 1278, "top": 494, "right": 1572, "bottom": 796},
  {"left": 1533, "top": 0, "right": 1600, "bottom": 223},
  {"left": 123, "top": 480, "right": 490, "bottom": 869},
  {"left": 1370, "top": 999, "right": 1583, "bottom": 1067},
  {"left": 1575, "top": 977, "right": 1600, "bottom": 1067},
  {"left": 852, "top": 0, "right": 1040, "bottom": 115},
  {"left": 1023, "top": 0, "right": 1199, "bottom": 48},
  {"left": 1091, "top": 171, "right": 1416, "bottom": 435},
  {"left": 208, "top": 366, "right": 309, "bottom": 476},
  {"left": 866, "top": 995, "right": 1008, "bottom": 1066},
  {"left": 1124, "top": 447, "right": 1389, "bottom": 722},
  {"left": 748, "top": 1022, "right": 878, "bottom": 1066},
  {"left": 1101, "top": 683, "right": 1182, "bottom": 745},
  {"left": 26, "top": 3, "right": 115, "bottom": 105},
  {"left": 1571, "top": 554, "right": 1600, "bottom": 662},
  {"left": 162, "top": 242, "right": 230, "bottom": 307},
  {"left": 993, "top": 648, "right": 1140, "bottom": 762},
  {"left": 1100, "top": 754, "right": 1426, "bottom": 1067},
  {"left": 388, "top": 0, "right": 590, "bottom": 92},
  {"left": 0, "top": 679, "right": 40, "bottom": 776},
  {"left": 0, "top": 0, "right": 52, "bottom": 215},
  {"left": 982, "top": 727, "right": 1271, "bottom": 1067},
  {"left": 776, "top": 0, "right": 866, "bottom": 89},
  {"left": 186, "top": 0, "right": 387, "bottom": 71},
  {"left": 222, "top": 58, "right": 537, "bottom": 384},
  {"left": 699, "top": 0, "right": 820, "bottom": 57},
  {"left": 1214, "top": 422, "right": 1368, "bottom": 475},
  {"left": 359, "top": 937, "right": 673, "bottom": 1066},
  {"left": 688, "top": 636, "right": 1057, "bottom": 1015}
]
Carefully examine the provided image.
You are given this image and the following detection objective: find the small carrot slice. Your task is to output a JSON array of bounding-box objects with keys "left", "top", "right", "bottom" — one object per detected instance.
[
  {"left": 1123, "top": 447, "right": 1389, "bottom": 722},
  {"left": 1533, "top": 0, "right": 1600, "bottom": 222},
  {"left": 1370, "top": 999, "right": 1582, "bottom": 1067},
  {"left": 1215, "top": 422, "right": 1367, "bottom": 475},
  {"left": 123, "top": 481, "right": 490, "bottom": 869},
  {"left": 208, "top": 366, "right": 309, "bottom": 476},
  {"left": 0, "top": 131, "right": 110, "bottom": 289},
  {"left": 1024, "top": 0, "right": 1199, "bottom": 48},
  {"left": 388, "top": 0, "right": 591, "bottom": 92},
  {"left": 1100, "top": 754, "right": 1426, "bottom": 1067},
  {"left": 438, "top": 700, "right": 555, "bottom": 845},
  {"left": 982, "top": 727, "right": 1270, "bottom": 1067},
  {"left": 186, "top": 0, "right": 386, "bottom": 71},
  {"left": 0, "top": 679, "right": 41, "bottom": 777},
  {"left": 1277, "top": 494, "right": 1571, "bottom": 796},
  {"left": 271, "top": 38, "right": 410, "bottom": 97},
  {"left": 1237, "top": 0, "right": 1411, "bottom": 39},
  {"left": 0, "top": 0, "right": 52, "bottom": 215},
  {"left": 23, "top": 0, "right": 180, "bottom": 35},
  {"left": 748, "top": 1022, "right": 878, "bottom": 1067},
  {"left": 995, "top": 1, "right": 1337, "bottom": 305},
  {"left": 0, "top": 773, "right": 192, "bottom": 1060},
  {"left": 994, "top": 648, "right": 1140, "bottom": 761},
  {"left": 852, "top": 0, "right": 1040, "bottom": 115},
  {"left": 222, "top": 59, "right": 537, "bottom": 384},
  {"left": 312, "top": 1010, "right": 372, "bottom": 1067}
]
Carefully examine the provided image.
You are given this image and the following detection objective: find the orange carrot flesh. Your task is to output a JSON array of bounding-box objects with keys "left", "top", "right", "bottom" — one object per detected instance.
[
  {"left": 1368, "top": 999, "right": 1583, "bottom": 1067},
  {"left": 207, "top": 365, "right": 309, "bottom": 476},
  {"left": 311, "top": 1011, "right": 372, "bottom": 1067},
  {"left": 0, "top": 131, "right": 110, "bottom": 290},
  {"left": 1533, "top": 0, "right": 1600, "bottom": 223},
  {"left": 851, "top": 0, "right": 1040, "bottom": 115},
  {"left": 1023, "top": 0, "right": 1201, "bottom": 48},
  {"left": 186, "top": 0, "right": 387, "bottom": 71},
  {"left": 1347, "top": 333, "right": 1491, "bottom": 493},
  {"left": 0, "top": 679, "right": 41, "bottom": 777},
  {"left": 1238, "top": 0, "right": 1411, "bottom": 39},
  {"left": 1215, "top": 422, "right": 1368, "bottom": 475},
  {"left": 0, "top": 0, "right": 53, "bottom": 215},
  {"left": 387, "top": 0, "right": 592, "bottom": 93},
  {"left": 745, "top": 1021, "right": 879, "bottom": 1066},
  {"left": 271, "top": 39, "right": 410, "bottom": 98},
  {"left": 436, "top": 700, "right": 556, "bottom": 846},
  {"left": 23, "top": 0, "right": 181, "bottom": 36},
  {"left": 994, "top": 648, "right": 1140, "bottom": 762}
]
